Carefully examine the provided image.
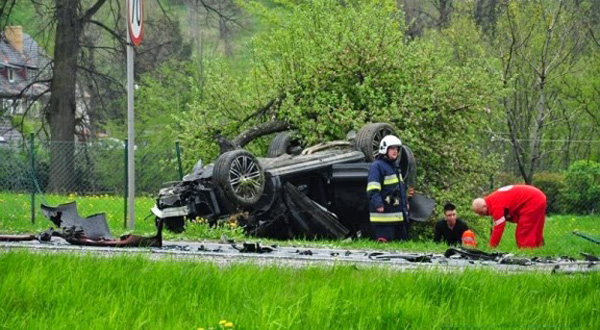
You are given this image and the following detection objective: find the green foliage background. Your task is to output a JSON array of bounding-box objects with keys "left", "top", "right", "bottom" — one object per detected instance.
[{"left": 166, "top": 0, "right": 504, "bottom": 220}]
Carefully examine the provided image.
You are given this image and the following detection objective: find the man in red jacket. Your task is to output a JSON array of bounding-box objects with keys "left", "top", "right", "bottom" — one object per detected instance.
[{"left": 472, "top": 185, "right": 547, "bottom": 248}]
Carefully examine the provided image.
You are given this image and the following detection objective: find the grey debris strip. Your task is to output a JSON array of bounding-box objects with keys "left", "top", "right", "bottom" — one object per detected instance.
[{"left": 0, "top": 238, "right": 597, "bottom": 274}]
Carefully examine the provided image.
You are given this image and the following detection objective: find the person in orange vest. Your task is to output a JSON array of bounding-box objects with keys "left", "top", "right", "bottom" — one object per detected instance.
[
  {"left": 461, "top": 230, "right": 477, "bottom": 248},
  {"left": 433, "top": 203, "right": 470, "bottom": 246},
  {"left": 472, "top": 185, "right": 547, "bottom": 248}
]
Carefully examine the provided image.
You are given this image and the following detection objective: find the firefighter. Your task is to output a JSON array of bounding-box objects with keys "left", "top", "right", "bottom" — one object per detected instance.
[
  {"left": 472, "top": 185, "right": 547, "bottom": 248},
  {"left": 366, "top": 135, "right": 409, "bottom": 242}
]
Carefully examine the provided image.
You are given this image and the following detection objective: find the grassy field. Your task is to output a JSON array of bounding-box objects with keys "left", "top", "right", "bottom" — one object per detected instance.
[
  {"left": 0, "top": 251, "right": 598, "bottom": 330},
  {"left": 1, "top": 192, "right": 599, "bottom": 257}
]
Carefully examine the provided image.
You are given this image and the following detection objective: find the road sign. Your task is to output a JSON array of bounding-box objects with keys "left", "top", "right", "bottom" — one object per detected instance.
[{"left": 127, "top": 0, "right": 144, "bottom": 46}]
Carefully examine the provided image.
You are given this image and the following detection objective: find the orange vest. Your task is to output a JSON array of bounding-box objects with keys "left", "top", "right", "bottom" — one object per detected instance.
[{"left": 461, "top": 230, "right": 477, "bottom": 247}]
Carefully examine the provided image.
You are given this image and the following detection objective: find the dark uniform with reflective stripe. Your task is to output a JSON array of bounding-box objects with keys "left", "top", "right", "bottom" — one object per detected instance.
[{"left": 366, "top": 157, "right": 409, "bottom": 241}]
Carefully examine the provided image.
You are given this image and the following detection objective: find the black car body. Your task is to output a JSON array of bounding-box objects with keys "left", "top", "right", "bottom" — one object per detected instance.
[{"left": 152, "top": 123, "right": 434, "bottom": 239}]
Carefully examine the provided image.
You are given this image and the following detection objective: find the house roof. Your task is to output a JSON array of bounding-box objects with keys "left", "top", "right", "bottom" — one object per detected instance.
[{"left": 0, "top": 29, "right": 50, "bottom": 98}]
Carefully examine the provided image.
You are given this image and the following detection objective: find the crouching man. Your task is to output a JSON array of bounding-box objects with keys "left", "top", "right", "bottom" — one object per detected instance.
[{"left": 434, "top": 203, "right": 472, "bottom": 246}]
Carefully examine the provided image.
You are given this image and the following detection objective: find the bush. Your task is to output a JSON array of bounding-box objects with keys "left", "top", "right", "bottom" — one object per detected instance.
[
  {"left": 562, "top": 160, "right": 600, "bottom": 214},
  {"left": 0, "top": 147, "right": 33, "bottom": 191},
  {"left": 533, "top": 172, "right": 566, "bottom": 214},
  {"left": 491, "top": 172, "right": 523, "bottom": 190}
]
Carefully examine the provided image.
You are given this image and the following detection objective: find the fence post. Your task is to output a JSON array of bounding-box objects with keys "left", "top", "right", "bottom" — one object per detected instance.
[
  {"left": 29, "top": 133, "right": 35, "bottom": 224},
  {"left": 123, "top": 139, "right": 128, "bottom": 229},
  {"left": 175, "top": 141, "right": 183, "bottom": 180}
]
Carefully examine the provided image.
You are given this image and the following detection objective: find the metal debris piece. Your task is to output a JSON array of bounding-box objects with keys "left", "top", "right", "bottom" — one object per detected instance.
[
  {"left": 41, "top": 202, "right": 113, "bottom": 240},
  {"left": 38, "top": 202, "right": 162, "bottom": 247}
]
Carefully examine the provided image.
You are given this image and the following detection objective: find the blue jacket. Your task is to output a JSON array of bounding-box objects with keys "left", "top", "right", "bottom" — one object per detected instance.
[{"left": 366, "top": 157, "right": 408, "bottom": 224}]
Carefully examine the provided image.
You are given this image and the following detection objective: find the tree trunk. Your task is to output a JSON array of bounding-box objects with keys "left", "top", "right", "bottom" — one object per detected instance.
[{"left": 47, "top": 0, "right": 82, "bottom": 192}]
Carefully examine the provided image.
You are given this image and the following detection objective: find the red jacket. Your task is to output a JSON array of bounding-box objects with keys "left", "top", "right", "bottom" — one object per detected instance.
[{"left": 484, "top": 185, "right": 546, "bottom": 247}]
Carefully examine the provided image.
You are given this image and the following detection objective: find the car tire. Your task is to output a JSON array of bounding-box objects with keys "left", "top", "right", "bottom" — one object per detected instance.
[
  {"left": 355, "top": 123, "right": 396, "bottom": 161},
  {"left": 267, "top": 131, "right": 302, "bottom": 157},
  {"left": 398, "top": 145, "right": 417, "bottom": 186},
  {"left": 213, "top": 149, "right": 266, "bottom": 209}
]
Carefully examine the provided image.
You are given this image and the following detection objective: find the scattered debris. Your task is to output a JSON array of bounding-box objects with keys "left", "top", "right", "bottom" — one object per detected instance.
[
  {"left": 231, "top": 243, "right": 275, "bottom": 253},
  {"left": 0, "top": 202, "right": 164, "bottom": 248}
]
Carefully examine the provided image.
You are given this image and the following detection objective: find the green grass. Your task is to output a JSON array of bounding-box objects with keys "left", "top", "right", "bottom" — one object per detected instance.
[
  {"left": 0, "top": 191, "right": 245, "bottom": 240},
  {"left": 0, "top": 251, "right": 598, "bottom": 330},
  {"left": 1, "top": 192, "right": 599, "bottom": 257}
]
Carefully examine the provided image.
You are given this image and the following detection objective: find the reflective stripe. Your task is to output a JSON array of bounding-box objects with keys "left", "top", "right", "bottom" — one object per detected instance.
[
  {"left": 494, "top": 217, "right": 506, "bottom": 226},
  {"left": 383, "top": 174, "right": 399, "bottom": 185},
  {"left": 366, "top": 182, "right": 381, "bottom": 191},
  {"left": 370, "top": 212, "right": 404, "bottom": 222}
]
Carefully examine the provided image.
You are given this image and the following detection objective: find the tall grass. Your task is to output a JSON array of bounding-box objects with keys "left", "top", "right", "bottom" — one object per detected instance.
[{"left": 0, "top": 252, "right": 598, "bottom": 330}]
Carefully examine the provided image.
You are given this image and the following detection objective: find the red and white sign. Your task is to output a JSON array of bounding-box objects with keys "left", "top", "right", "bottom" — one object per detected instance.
[{"left": 127, "top": 0, "right": 144, "bottom": 46}]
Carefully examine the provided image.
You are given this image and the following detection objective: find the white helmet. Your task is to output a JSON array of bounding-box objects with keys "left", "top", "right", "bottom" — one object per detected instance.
[{"left": 379, "top": 135, "right": 402, "bottom": 154}]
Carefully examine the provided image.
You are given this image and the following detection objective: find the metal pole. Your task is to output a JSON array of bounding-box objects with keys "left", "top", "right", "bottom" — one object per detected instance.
[
  {"left": 127, "top": 24, "right": 135, "bottom": 230},
  {"left": 176, "top": 141, "right": 183, "bottom": 180},
  {"left": 30, "top": 133, "right": 35, "bottom": 224},
  {"left": 124, "top": 139, "right": 128, "bottom": 229}
]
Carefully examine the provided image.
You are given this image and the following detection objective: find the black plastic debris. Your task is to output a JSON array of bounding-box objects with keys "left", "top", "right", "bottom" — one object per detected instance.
[
  {"left": 368, "top": 252, "right": 432, "bottom": 263},
  {"left": 444, "top": 247, "right": 502, "bottom": 261},
  {"left": 297, "top": 249, "right": 313, "bottom": 256},
  {"left": 231, "top": 242, "right": 275, "bottom": 253},
  {"left": 408, "top": 194, "right": 436, "bottom": 222}
]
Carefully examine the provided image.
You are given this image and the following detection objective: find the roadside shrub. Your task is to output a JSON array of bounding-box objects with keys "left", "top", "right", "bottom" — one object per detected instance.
[
  {"left": 533, "top": 172, "right": 566, "bottom": 214},
  {"left": 0, "top": 147, "right": 32, "bottom": 191},
  {"left": 562, "top": 160, "right": 600, "bottom": 214},
  {"left": 491, "top": 172, "right": 523, "bottom": 190}
]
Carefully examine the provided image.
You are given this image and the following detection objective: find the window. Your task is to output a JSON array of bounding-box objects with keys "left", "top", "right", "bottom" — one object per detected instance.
[
  {"left": 2, "top": 99, "right": 14, "bottom": 114},
  {"left": 8, "top": 68, "right": 15, "bottom": 83}
]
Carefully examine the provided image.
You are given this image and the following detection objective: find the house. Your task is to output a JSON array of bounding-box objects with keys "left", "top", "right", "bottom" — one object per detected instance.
[
  {"left": 1, "top": 26, "right": 98, "bottom": 144},
  {"left": 0, "top": 26, "right": 50, "bottom": 143}
]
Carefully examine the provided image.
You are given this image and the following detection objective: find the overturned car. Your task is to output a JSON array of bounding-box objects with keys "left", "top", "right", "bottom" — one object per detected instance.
[{"left": 152, "top": 123, "right": 435, "bottom": 239}]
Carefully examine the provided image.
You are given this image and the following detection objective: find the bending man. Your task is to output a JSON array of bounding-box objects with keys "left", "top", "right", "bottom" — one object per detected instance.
[{"left": 472, "top": 185, "right": 546, "bottom": 248}]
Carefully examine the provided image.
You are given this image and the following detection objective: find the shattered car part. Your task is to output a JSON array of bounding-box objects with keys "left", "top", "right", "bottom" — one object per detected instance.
[
  {"left": 153, "top": 122, "right": 435, "bottom": 239},
  {"left": 36, "top": 202, "right": 162, "bottom": 247},
  {"left": 41, "top": 202, "right": 113, "bottom": 240}
]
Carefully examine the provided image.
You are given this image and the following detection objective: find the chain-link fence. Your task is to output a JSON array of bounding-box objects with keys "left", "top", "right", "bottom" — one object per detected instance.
[
  {"left": 0, "top": 135, "right": 181, "bottom": 234},
  {"left": 1, "top": 134, "right": 599, "bottom": 252}
]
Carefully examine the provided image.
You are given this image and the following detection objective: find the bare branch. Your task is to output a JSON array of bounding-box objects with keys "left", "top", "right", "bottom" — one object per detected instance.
[{"left": 81, "top": 0, "right": 108, "bottom": 23}]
